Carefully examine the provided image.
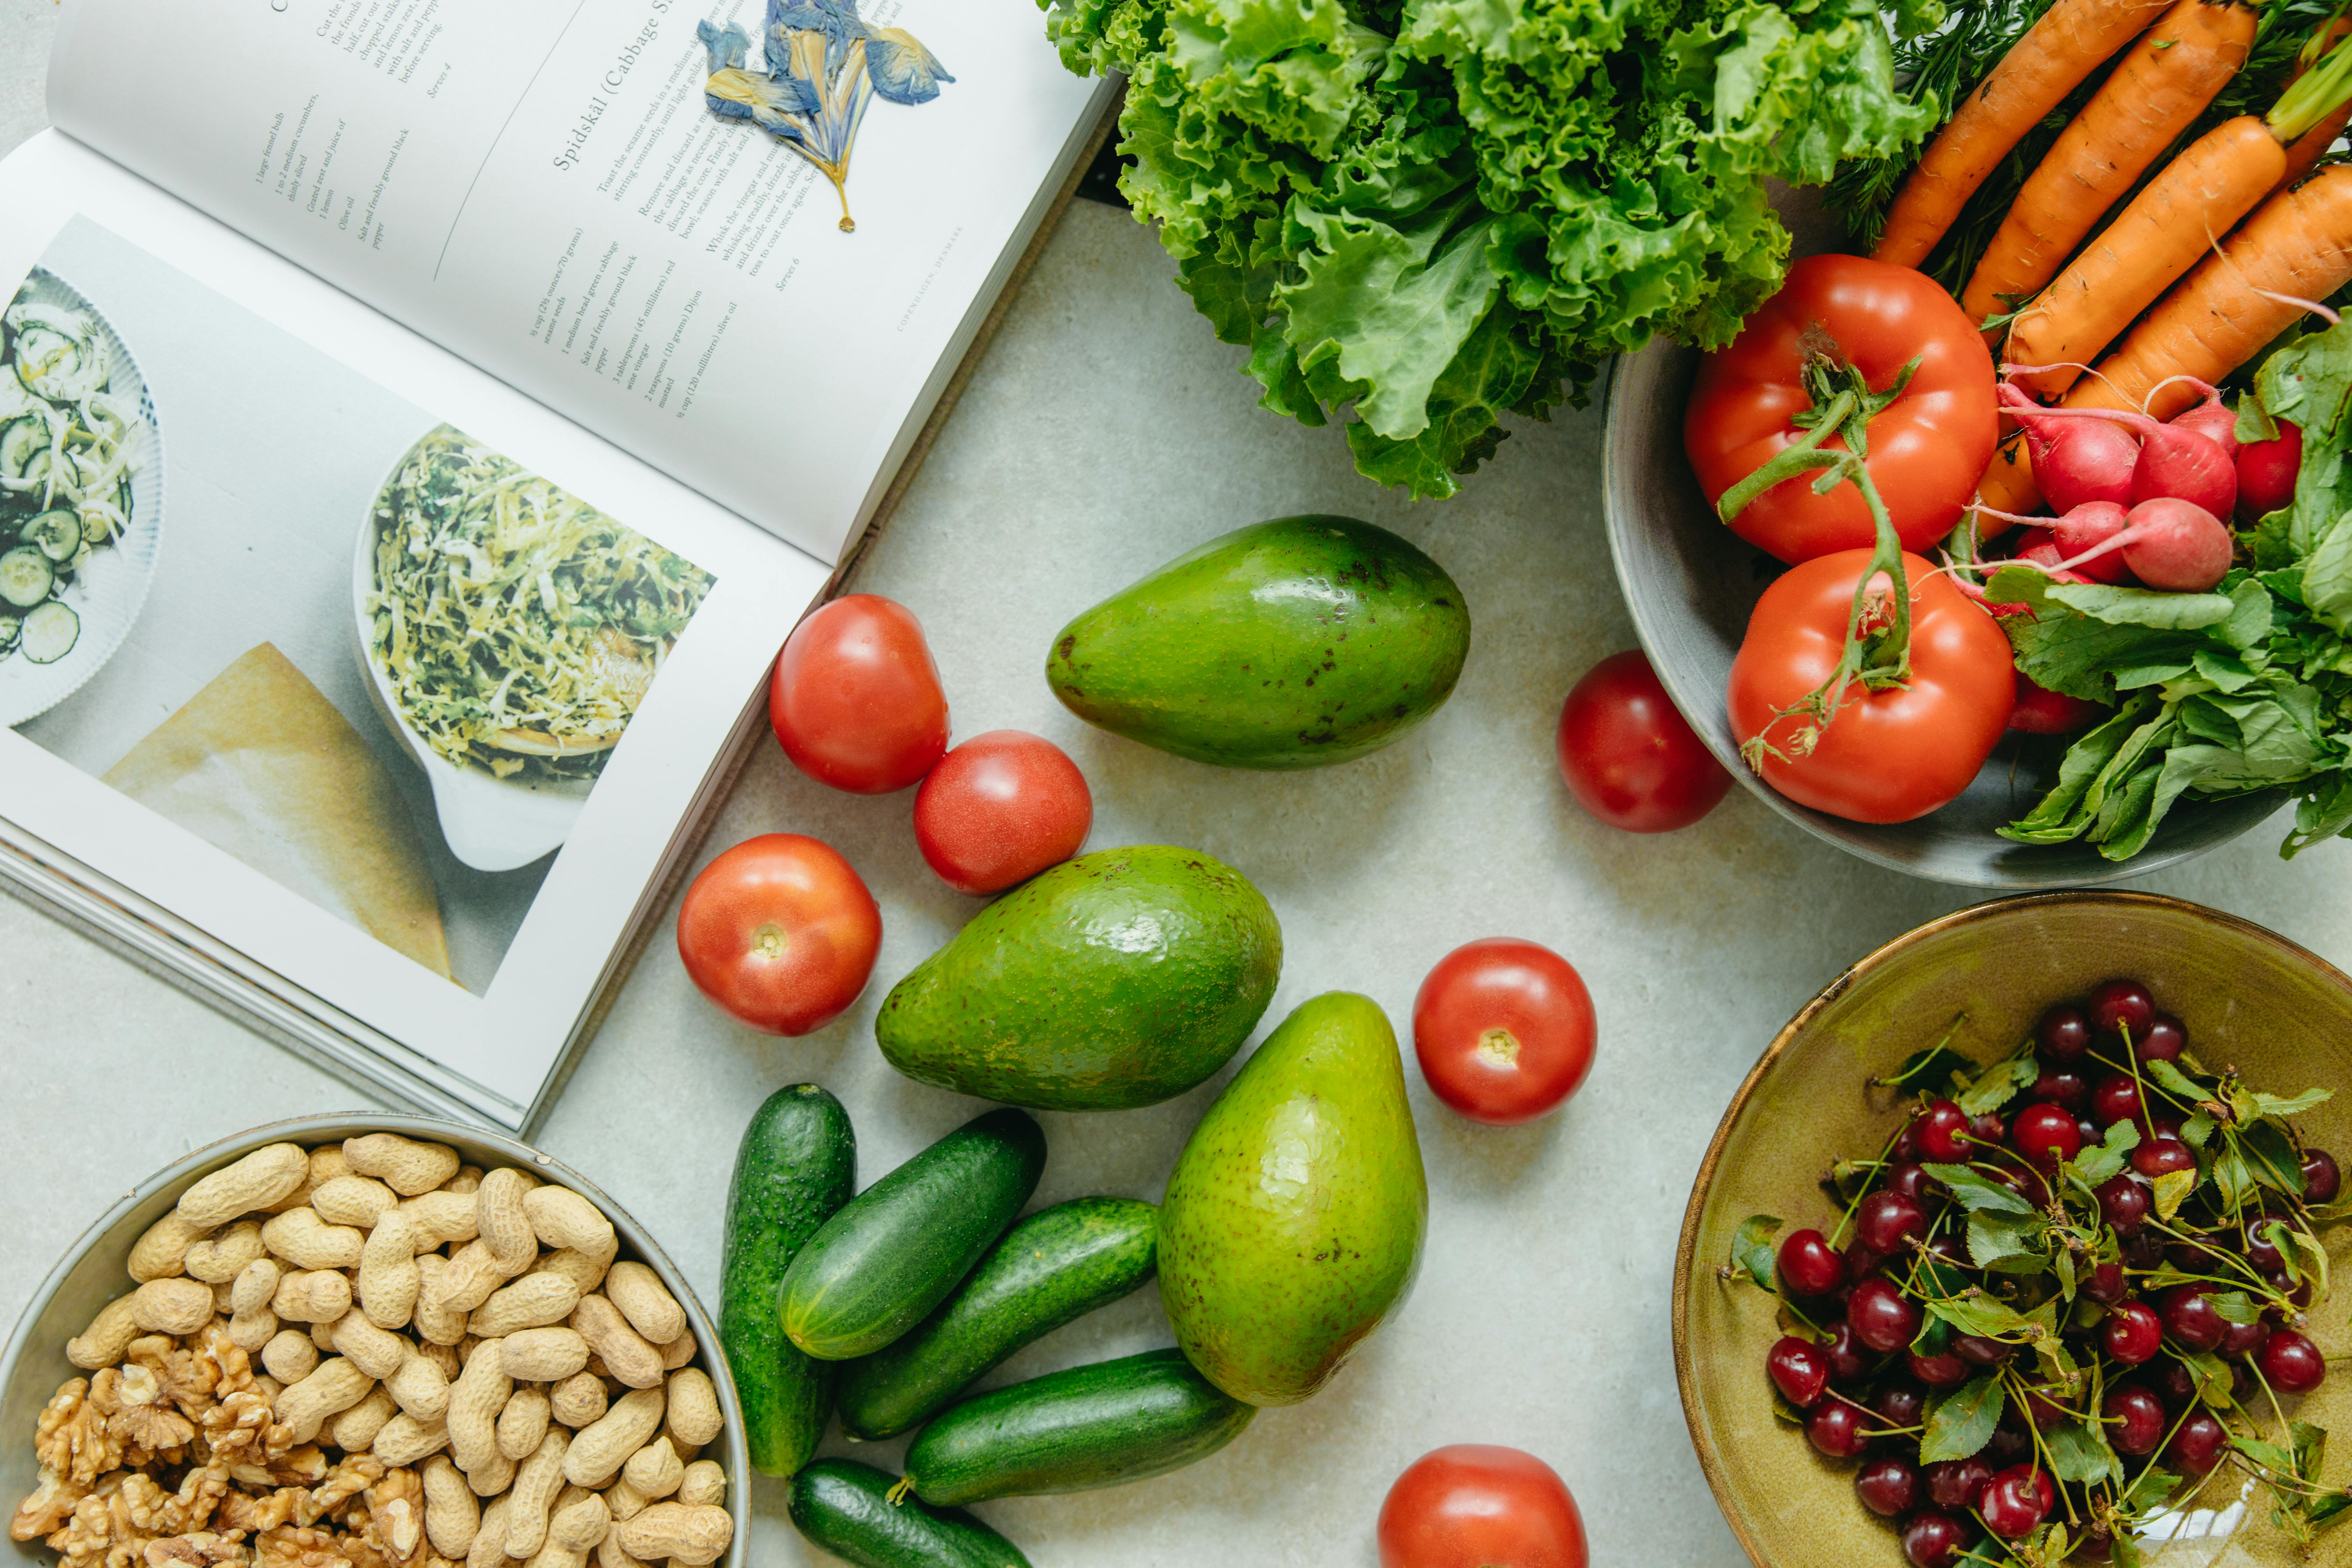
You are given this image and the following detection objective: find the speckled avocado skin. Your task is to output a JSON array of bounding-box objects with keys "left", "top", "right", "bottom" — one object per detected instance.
[
  {"left": 1046, "top": 515, "right": 1471, "bottom": 770},
  {"left": 1156, "top": 992, "right": 1428, "bottom": 1406},
  {"left": 874, "top": 845, "right": 1282, "bottom": 1111}
]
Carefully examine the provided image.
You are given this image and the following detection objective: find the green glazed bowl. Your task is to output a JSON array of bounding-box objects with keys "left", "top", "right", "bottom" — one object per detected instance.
[{"left": 1674, "top": 892, "right": 2352, "bottom": 1567}]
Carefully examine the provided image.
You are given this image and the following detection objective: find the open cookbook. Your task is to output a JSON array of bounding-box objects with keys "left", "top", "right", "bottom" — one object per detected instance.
[{"left": 0, "top": 0, "right": 1114, "bottom": 1130}]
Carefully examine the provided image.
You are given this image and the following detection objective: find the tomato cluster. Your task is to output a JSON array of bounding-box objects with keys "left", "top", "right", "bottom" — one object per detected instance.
[{"left": 678, "top": 595, "right": 1094, "bottom": 1035}]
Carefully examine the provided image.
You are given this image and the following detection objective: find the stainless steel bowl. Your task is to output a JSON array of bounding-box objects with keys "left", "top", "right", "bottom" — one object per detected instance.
[
  {"left": 0, "top": 1113, "right": 746, "bottom": 1568},
  {"left": 1601, "top": 336, "right": 2281, "bottom": 887}
]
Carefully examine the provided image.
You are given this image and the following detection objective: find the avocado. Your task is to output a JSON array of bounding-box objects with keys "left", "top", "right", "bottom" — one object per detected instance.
[
  {"left": 874, "top": 846, "right": 1281, "bottom": 1111},
  {"left": 1156, "top": 992, "right": 1427, "bottom": 1406},
  {"left": 1046, "top": 515, "right": 1470, "bottom": 770}
]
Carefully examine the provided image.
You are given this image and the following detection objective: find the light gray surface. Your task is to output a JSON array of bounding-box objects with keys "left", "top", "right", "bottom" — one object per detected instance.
[{"left": 7, "top": 4, "right": 2352, "bottom": 1564}]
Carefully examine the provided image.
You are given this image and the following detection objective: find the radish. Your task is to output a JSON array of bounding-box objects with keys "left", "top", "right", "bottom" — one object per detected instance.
[
  {"left": 2049, "top": 500, "right": 2133, "bottom": 585},
  {"left": 2047, "top": 497, "right": 2233, "bottom": 591},
  {"left": 2237, "top": 418, "right": 2302, "bottom": 522},
  {"left": 2010, "top": 674, "right": 2102, "bottom": 735},
  {"left": 1996, "top": 395, "right": 2236, "bottom": 523},
  {"left": 2149, "top": 377, "right": 2238, "bottom": 457},
  {"left": 1998, "top": 386, "right": 2136, "bottom": 514}
]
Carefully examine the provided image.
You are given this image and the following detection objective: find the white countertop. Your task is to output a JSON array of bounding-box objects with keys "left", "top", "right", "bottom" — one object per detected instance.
[{"left": 7, "top": 5, "right": 2352, "bottom": 1563}]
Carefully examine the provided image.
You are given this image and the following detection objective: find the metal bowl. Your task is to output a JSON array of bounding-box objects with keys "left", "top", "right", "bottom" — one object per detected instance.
[
  {"left": 1601, "top": 328, "right": 2281, "bottom": 889},
  {"left": 1672, "top": 891, "right": 2352, "bottom": 1568},
  {"left": 1, "top": 1113, "right": 746, "bottom": 1568}
]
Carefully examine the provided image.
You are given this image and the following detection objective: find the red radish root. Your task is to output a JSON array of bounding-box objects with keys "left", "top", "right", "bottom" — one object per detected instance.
[
  {"left": 2238, "top": 418, "right": 2302, "bottom": 520},
  {"left": 2049, "top": 497, "right": 2233, "bottom": 590},
  {"left": 1997, "top": 385, "right": 2138, "bottom": 513}
]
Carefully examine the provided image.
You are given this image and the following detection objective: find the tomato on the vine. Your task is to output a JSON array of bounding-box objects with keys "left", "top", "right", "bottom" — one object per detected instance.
[
  {"left": 1555, "top": 650, "right": 1731, "bottom": 832},
  {"left": 913, "top": 730, "right": 1093, "bottom": 895},
  {"left": 1378, "top": 1446, "right": 1588, "bottom": 1568},
  {"left": 1413, "top": 939, "right": 1595, "bottom": 1126},
  {"left": 1728, "top": 549, "right": 2014, "bottom": 824},
  {"left": 1685, "top": 254, "right": 1996, "bottom": 564},
  {"left": 770, "top": 594, "right": 950, "bottom": 793},
  {"left": 676, "top": 834, "right": 881, "bottom": 1036}
]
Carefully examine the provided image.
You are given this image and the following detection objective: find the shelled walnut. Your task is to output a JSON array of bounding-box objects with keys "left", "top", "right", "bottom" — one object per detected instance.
[{"left": 13, "top": 1135, "right": 728, "bottom": 1568}]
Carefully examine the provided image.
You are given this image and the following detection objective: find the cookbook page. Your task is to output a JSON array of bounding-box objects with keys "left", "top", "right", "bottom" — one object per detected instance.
[
  {"left": 46, "top": 0, "right": 1108, "bottom": 566},
  {"left": 0, "top": 132, "right": 826, "bottom": 1126}
]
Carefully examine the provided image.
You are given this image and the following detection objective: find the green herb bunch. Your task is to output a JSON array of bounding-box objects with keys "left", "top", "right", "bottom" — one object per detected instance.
[
  {"left": 1043, "top": 0, "right": 1941, "bottom": 497},
  {"left": 1726, "top": 1014, "right": 2347, "bottom": 1562}
]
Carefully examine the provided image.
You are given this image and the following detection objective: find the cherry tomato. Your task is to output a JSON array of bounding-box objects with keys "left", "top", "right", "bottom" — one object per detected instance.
[
  {"left": 1413, "top": 939, "right": 1596, "bottom": 1126},
  {"left": 1728, "top": 549, "right": 2015, "bottom": 823},
  {"left": 676, "top": 834, "right": 881, "bottom": 1036},
  {"left": 1555, "top": 650, "right": 1731, "bottom": 832},
  {"left": 1378, "top": 1445, "right": 1588, "bottom": 1568},
  {"left": 913, "top": 730, "right": 1093, "bottom": 895},
  {"left": 1685, "top": 255, "right": 1997, "bottom": 563},
  {"left": 770, "top": 594, "right": 950, "bottom": 793}
]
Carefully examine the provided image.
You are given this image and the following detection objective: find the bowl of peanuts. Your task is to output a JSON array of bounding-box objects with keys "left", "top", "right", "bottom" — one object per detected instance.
[{"left": 0, "top": 1115, "right": 744, "bottom": 1568}]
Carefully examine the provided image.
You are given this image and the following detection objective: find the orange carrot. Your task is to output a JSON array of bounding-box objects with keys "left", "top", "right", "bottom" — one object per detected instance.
[
  {"left": 1960, "top": 0, "right": 2254, "bottom": 332},
  {"left": 1875, "top": 0, "right": 2175, "bottom": 268}
]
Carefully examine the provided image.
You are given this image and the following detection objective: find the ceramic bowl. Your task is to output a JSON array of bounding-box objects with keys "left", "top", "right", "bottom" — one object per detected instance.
[
  {"left": 1601, "top": 329, "right": 2280, "bottom": 889},
  {"left": 1673, "top": 892, "right": 2352, "bottom": 1567},
  {"left": 0, "top": 1113, "right": 746, "bottom": 1568}
]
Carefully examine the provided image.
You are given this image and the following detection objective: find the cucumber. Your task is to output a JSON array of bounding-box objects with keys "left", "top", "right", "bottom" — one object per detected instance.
[
  {"left": 20, "top": 509, "right": 79, "bottom": 563},
  {"left": 20, "top": 602, "right": 76, "bottom": 664},
  {"left": 0, "top": 546, "right": 52, "bottom": 610},
  {"left": 902, "top": 1348, "right": 1254, "bottom": 1506},
  {"left": 780, "top": 1107, "right": 1044, "bottom": 1362},
  {"left": 786, "top": 1460, "right": 1030, "bottom": 1568},
  {"left": 721, "top": 1084, "right": 855, "bottom": 1477},
  {"left": 837, "top": 1197, "right": 1157, "bottom": 1439}
]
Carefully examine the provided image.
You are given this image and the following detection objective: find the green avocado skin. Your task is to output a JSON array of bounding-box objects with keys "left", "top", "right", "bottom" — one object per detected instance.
[
  {"left": 1046, "top": 515, "right": 1471, "bottom": 770},
  {"left": 875, "top": 846, "right": 1281, "bottom": 1111},
  {"left": 1157, "top": 992, "right": 1428, "bottom": 1406}
]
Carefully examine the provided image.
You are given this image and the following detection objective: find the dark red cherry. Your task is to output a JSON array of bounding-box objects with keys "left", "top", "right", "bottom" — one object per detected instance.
[
  {"left": 1922, "top": 1234, "right": 1969, "bottom": 1271},
  {"left": 2082, "top": 1261, "right": 2128, "bottom": 1306},
  {"left": 2104, "top": 1301, "right": 2163, "bottom": 1364},
  {"left": 2096, "top": 1175, "right": 2149, "bottom": 1233},
  {"left": 1856, "top": 1192, "right": 1929, "bottom": 1256},
  {"left": 2161, "top": 1286, "right": 2226, "bottom": 1353},
  {"left": 2037, "top": 1004, "right": 2092, "bottom": 1061},
  {"left": 1916, "top": 1099, "right": 1972, "bottom": 1162},
  {"left": 2303, "top": 1148, "right": 2341, "bottom": 1204},
  {"left": 1884, "top": 1162, "right": 1936, "bottom": 1203},
  {"left": 1901, "top": 1509, "right": 1971, "bottom": 1568},
  {"left": 2020, "top": 1385, "right": 2067, "bottom": 1432},
  {"left": 1981, "top": 1465, "right": 2053, "bottom": 1539},
  {"left": 2219, "top": 1318, "right": 2270, "bottom": 1361},
  {"left": 2261, "top": 1328, "right": 2328, "bottom": 1394},
  {"left": 2150, "top": 1358, "right": 2200, "bottom": 1410},
  {"left": 1923, "top": 1455, "right": 1992, "bottom": 1511},
  {"left": 1871, "top": 1379, "right": 1926, "bottom": 1433},
  {"left": 1969, "top": 1111, "right": 2007, "bottom": 1149},
  {"left": 1908, "top": 1348, "right": 1969, "bottom": 1388},
  {"left": 2268, "top": 1267, "right": 2316, "bottom": 1310},
  {"left": 2011, "top": 1103, "right": 2081, "bottom": 1170},
  {"left": 1855, "top": 1455, "right": 1921, "bottom": 1517},
  {"left": 2076, "top": 1116, "right": 2102, "bottom": 1150},
  {"left": 2241, "top": 1222, "right": 2285, "bottom": 1274},
  {"left": 1952, "top": 1333, "right": 2013, "bottom": 1369},
  {"left": 2090, "top": 979, "right": 2156, "bottom": 1045},
  {"left": 1778, "top": 1228, "right": 1847, "bottom": 1297},
  {"left": 2166, "top": 1411, "right": 2228, "bottom": 1476},
  {"left": 2122, "top": 1229, "right": 2165, "bottom": 1269},
  {"left": 2133, "top": 1137, "right": 2197, "bottom": 1179},
  {"left": 1821, "top": 1319, "right": 1869, "bottom": 1382},
  {"left": 1768, "top": 1335, "right": 1830, "bottom": 1406},
  {"left": 2105, "top": 1384, "right": 2166, "bottom": 1455},
  {"left": 1849, "top": 1279, "right": 1922, "bottom": 1353},
  {"left": 1807, "top": 1398, "right": 1870, "bottom": 1458},
  {"left": 1984, "top": 1409, "right": 2032, "bottom": 1464},
  {"left": 2029, "top": 1065, "right": 2091, "bottom": 1111},
  {"left": 2092, "top": 1073, "right": 2144, "bottom": 1130},
  {"left": 2136, "top": 1014, "right": 2186, "bottom": 1064},
  {"left": 1846, "top": 1239, "right": 1888, "bottom": 1282}
]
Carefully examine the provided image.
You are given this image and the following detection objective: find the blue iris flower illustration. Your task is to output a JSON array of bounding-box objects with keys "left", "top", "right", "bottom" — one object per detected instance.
[{"left": 697, "top": 0, "right": 953, "bottom": 233}]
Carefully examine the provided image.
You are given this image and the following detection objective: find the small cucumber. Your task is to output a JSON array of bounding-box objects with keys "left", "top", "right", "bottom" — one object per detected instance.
[
  {"left": 838, "top": 1197, "right": 1157, "bottom": 1439},
  {"left": 902, "top": 1347, "right": 1254, "bottom": 1506},
  {"left": 786, "top": 1460, "right": 1030, "bottom": 1568},
  {"left": 721, "top": 1084, "right": 855, "bottom": 1476},
  {"left": 780, "top": 1107, "right": 1045, "bottom": 1361}
]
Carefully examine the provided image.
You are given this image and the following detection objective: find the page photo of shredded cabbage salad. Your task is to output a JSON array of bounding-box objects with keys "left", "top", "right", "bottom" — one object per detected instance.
[
  {"left": 363, "top": 424, "right": 715, "bottom": 788},
  {"left": 0, "top": 267, "right": 160, "bottom": 722}
]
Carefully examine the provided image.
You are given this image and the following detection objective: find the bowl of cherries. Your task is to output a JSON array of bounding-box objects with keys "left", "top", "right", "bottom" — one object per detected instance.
[{"left": 1673, "top": 891, "right": 2352, "bottom": 1568}]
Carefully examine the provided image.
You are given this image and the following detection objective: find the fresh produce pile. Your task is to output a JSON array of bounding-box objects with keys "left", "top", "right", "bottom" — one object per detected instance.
[
  {"left": 9, "top": 1133, "right": 735, "bottom": 1568},
  {"left": 1727, "top": 979, "right": 2347, "bottom": 1565},
  {"left": 1036, "top": 0, "right": 1940, "bottom": 497}
]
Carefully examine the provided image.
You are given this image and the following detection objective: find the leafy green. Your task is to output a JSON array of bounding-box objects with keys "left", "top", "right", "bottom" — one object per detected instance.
[
  {"left": 1729, "top": 1213, "right": 1782, "bottom": 1289},
  {"left": 1044, "top": 0, "right": 1936, "bottom": 495},
  {"left": 1920, "top": 1372, "right": 2003, "bottom": 1464}
]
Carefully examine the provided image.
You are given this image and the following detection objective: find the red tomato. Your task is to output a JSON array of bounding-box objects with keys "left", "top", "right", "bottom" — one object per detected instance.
[
  {"left": 1413, "top": 939, "right": 1596, "bottom": 1126},
  {"left": 1555, "top": 650, "right": 1731, "bottom": 832},
  {"left": 1378, "top": 1446, "right": 1588, "bottom": 1568},
  {"left": 676, "top": 834, "right": 881, "bottom": 1036},
  {"left": 770, "top": 594, "right": 950, "bottom": 793},
  {"left": 1685, "top": 255, "right": 1997, "bottom": 563},
  {"left": 1728, "top": 550, "right": 2014, "bottom": 824},
  {"left": 913, "top": 730, "right": 1093, "bottom": 895}
]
